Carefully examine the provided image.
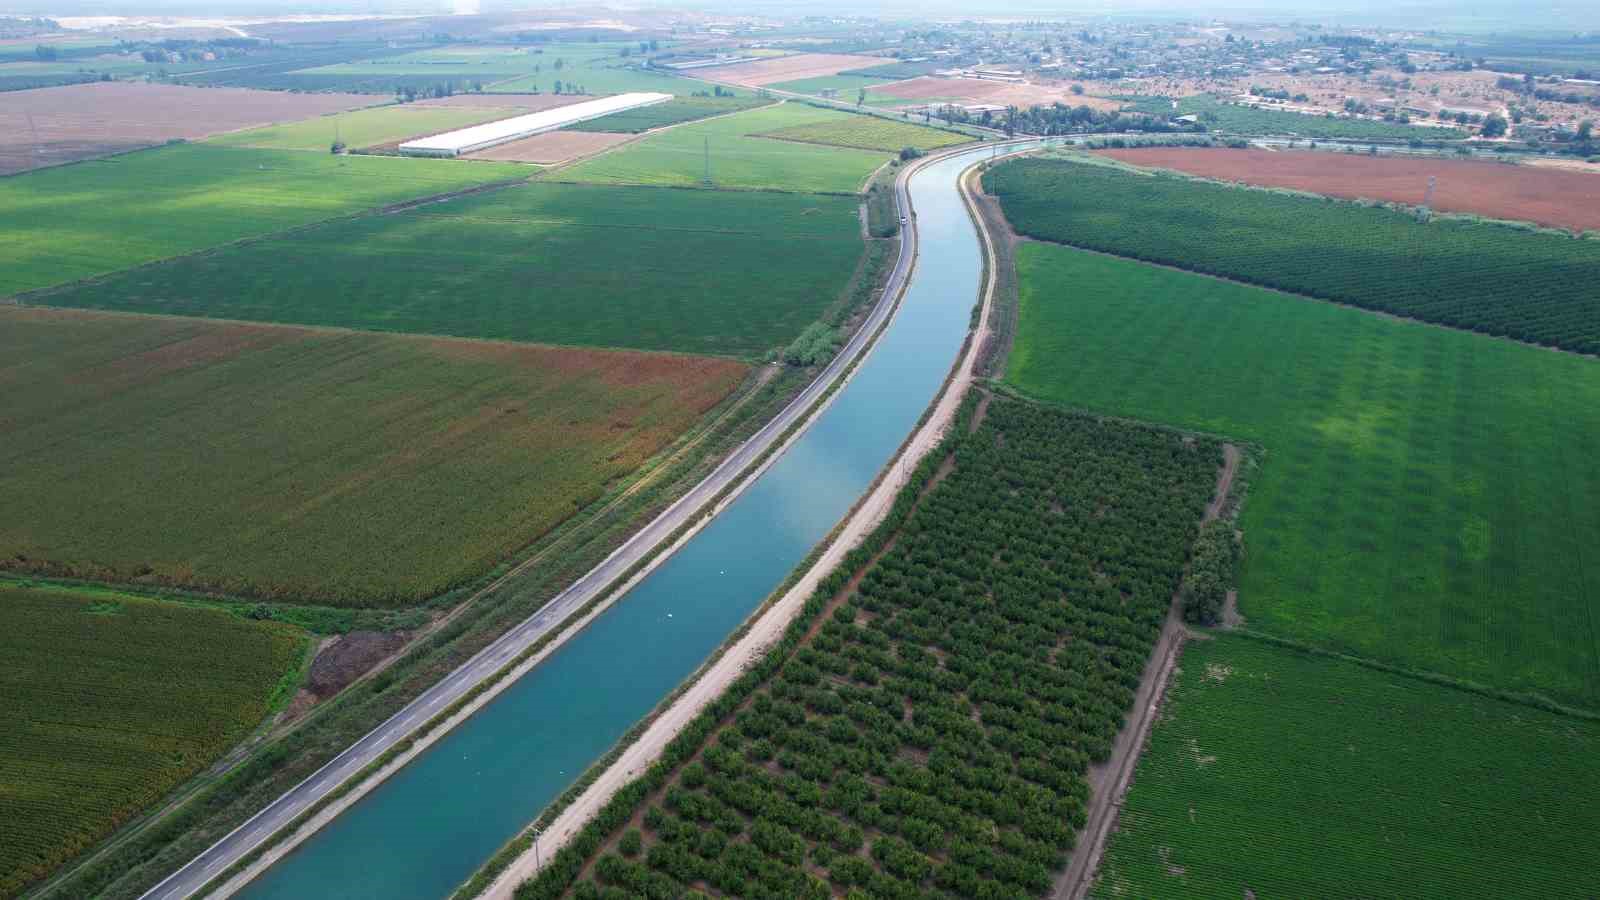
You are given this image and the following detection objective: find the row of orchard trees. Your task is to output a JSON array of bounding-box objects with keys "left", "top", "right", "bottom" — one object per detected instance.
[
  {"left": 985, "top": 156, "right": 1600, "bottom": 355},
  {"left": 517, "top": 397, "right": 1223, "bottom": 900}
]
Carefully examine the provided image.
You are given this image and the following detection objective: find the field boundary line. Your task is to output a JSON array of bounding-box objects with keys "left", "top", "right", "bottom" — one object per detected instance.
[
  {"left": 468, "top": 140, "right": 1039, "bottom": 899},
  {"left": 1226, "top": 628, "right": 1600, "bottom": 721}
]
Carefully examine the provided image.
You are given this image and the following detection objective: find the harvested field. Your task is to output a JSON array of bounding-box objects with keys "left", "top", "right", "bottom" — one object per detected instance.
[
  {"left": 0, "top": 584, "right": 303, "bottom": 898},
  {"left": 1524, "top": 156, "right": 1600, "bottom": 174},
  {"left": 0, "top": 81, "right": 371, "bottom": 175},
  {"left": 467, "top": 129, "right": 632, "bottom": 163},
  {"left": 875, "top": 75, "right": 1119, "bottom": 110},
  {"left": 1095, "top": 147, "right": 1600, "bottom": 233},
  {"left": 711, "top": 52, "right": 884, "bottom": 87},
  {"left": 0, "top": 307, "right": 748, "bottom": 606}
]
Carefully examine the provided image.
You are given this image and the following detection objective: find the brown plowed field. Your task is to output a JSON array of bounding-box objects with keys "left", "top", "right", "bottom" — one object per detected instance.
[
  {"left": 1096, "top": 146, "right": 1600, "bottom": 233},
  {"left": 0, "top": 82, "right": 373, "bottom": 175},
  {"left": 712, "top": 53, "right": 882, "bottom": 86},
  {"left": 466, "top": 129, "right": 632, "bottom": 163}
]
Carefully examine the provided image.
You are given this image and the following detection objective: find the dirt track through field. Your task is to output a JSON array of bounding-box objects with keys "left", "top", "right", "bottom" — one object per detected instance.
[
  {"left": 1097, "top": 146, "right": 1600, "bottom": 233},
  {"left": 1055, "top": 443, "right": 1240, "bottom": 899}
]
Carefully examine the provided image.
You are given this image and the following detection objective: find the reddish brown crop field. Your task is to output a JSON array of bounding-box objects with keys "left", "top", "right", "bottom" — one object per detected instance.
[
  {"left": 1095, "top": 146, "right": 1600, "bottom": 233},
  {"left": 467, "top": 130, "right": 632, "bottom": 163},
  {"left": 0, "top": 81, "right": 372, "bottom": 174},
  {"left": 0, "top": 307, "right": 748, "bottom": 606}
]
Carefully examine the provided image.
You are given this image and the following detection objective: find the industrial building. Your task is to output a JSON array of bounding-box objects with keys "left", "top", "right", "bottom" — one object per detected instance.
[{"left": 397, "top": 92, "right": 673, "bottom": 157}]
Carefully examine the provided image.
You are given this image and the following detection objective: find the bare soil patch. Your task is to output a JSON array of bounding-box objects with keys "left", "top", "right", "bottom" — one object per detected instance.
[
  {"left": 1097, "top": 146, "right": 1600, "bottom": 234},
  {"left": 1524, "top": 156, "right": 1600, "bottom": 175},
  {"left": 878, "top": 76, "right": 1121, "bottom": 111},
  {"left": 714, "top": 52, "right": 884, "bottom": 86},
  {"left": 466, "top": 129, "right": 632, "bottom": 164},
  {"left": 303, "top": 630, "right": 412, "bottom": 700},
  {"left": 0, "top": 82, "right": 372, "bottom": 175}
]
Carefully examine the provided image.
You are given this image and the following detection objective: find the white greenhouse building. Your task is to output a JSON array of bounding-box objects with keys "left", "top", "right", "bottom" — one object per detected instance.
[{"left": 398, "top": 92, "right": 673, "bottom": 157}]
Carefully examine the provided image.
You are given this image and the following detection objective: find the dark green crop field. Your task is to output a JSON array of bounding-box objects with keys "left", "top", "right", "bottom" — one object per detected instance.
[
  {"left": 521, "top": 398, "right": 1223, "bottom": 899},
  {"left": 568, "top": 95, "right": 769, "bottom": 133},
  {"left": 0, "top": 308, "right": 747, "bottom": 606},
  {"left": 40, "top": 182, "right": 863, "bottom": 359},
  {"left": 1007, "top": 243, "right": 1600, "bottom": 707},
  {"left": 985, "top": 156, "right": 1600, "bottom": 354},
  {"left": 0, "top": 585, "right": 303, "bottom": 897},
  {"left": 0, "top": 143, "right": 528, "bottom": 297},
  {"left": 1176, "top": 94, "right": 1466, "bottom": 141},
  {"left": 1096, "top": 634, "right": 1600, "bottom": 899}
]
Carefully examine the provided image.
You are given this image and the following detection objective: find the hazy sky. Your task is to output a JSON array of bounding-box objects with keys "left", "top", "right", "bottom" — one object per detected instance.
[{"left": 8, "top": 0, "right": 1597, "bottom": 33}]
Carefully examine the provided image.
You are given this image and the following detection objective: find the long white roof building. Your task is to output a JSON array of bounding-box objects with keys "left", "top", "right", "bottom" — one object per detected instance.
[{"left": 398, "top": 92, "right": 673, "bottom": 157}]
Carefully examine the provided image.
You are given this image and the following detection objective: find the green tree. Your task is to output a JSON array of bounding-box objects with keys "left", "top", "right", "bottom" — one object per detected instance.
[{"left": 1481, "top": 112, "right": 1508, "bottom": 138}]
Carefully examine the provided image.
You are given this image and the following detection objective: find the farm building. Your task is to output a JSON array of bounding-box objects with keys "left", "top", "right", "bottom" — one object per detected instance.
[{"left": 398, "top": 93, "right": 672, "bottom": 157}]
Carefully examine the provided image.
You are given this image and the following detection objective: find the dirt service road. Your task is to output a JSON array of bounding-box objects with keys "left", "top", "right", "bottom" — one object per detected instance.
[{"left": 479, "top": 141, "right": 1042, "bottom": 899}]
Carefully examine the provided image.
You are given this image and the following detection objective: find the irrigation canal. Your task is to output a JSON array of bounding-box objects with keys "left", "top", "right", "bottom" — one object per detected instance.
[{"left": 231, "top": 141, "right": 1035, "bottom": 899}]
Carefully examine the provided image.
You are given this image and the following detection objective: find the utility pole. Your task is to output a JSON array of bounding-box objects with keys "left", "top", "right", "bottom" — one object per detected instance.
[
  {"left": 26, "top": 111, "right": 42, "bottom": 158},
  {"left": 531, "top": 825, "right": 542, "bottom": 870},
  {"left": 702, "top": 136, "right": 711, "bottom": 186}
]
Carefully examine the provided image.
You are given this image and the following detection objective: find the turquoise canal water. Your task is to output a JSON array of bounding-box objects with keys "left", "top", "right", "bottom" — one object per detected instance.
[{"left": 237, "top": 143, "right": 1017, "bottom": 900}]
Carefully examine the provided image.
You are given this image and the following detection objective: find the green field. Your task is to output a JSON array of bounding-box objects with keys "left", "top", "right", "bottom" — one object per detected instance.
[
  {"left": 1177, "top": 94, "right": 1467, "bottom": 140},
  {"left": 1006, "top": 243, "right": 1600, "bottom": 707},
  {"left": 0, "top": 307, "right": 747, "bottom": 605},
  {"left": 769, "top": 74, "right": 905, "bottom": 100},
  {"left": 986, "top": 156, "right": 1600, "bottom": 354},
  {"left": 0, "top": 584, "right": 303, "bottom": 897},
  {"left": 208, "top": 105, "right": 512, "bottom": 151},
  {"left": 1096, "top": 634, "right": 1600, "bottom": 898},
  {"left": 561, "top": 103, "right": 893, "bottom": 192},
  {"left": 41, "top": 182, "right": 863, "bottom": 358},
  {"left": 756, "top": 115, "right": 969, "bottom": 152},
  {"left": 569, "top": 94, "right": 769, "bottom": 133},
  {"left": 769, "top": 62, "right": 935, "bottom": 103},
  {"left": 0, "top": 143, "right": 527, "bottom": 296},
  {"left": 521, "top": 399, "right": 1221, "bottom": 899}
]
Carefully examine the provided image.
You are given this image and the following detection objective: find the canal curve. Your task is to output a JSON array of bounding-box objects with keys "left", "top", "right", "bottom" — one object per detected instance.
[{"left": 234, "top": 140, "right": 1032, "bottom": 900}]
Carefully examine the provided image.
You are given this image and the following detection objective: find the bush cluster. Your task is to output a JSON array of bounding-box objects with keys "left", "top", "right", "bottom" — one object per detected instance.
[{"left": 1181, "top": 520, "right": 1242, "bottom": 626}]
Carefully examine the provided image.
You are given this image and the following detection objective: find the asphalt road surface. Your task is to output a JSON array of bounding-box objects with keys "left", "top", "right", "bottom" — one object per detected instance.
[{"left": 138, "top": 142, "right": 972, "bottom": 900}]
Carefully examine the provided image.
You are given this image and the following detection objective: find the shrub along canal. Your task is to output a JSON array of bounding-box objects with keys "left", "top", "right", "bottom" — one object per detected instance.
[{"left": 235, "top": 141, "right": 1034, "bottom": 900}]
